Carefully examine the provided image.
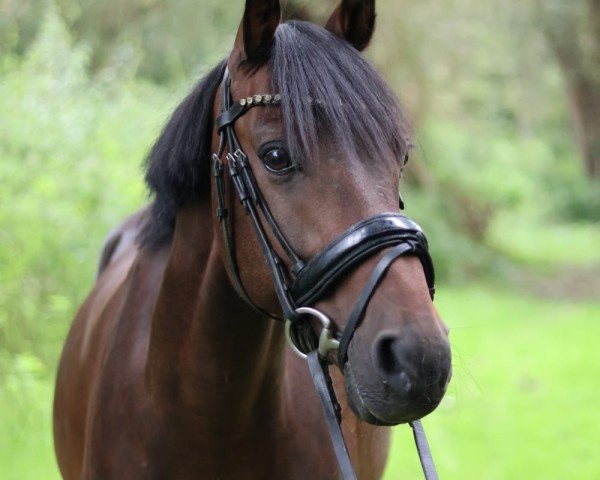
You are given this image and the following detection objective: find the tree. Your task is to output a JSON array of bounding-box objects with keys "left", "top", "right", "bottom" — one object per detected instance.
[{"left": 537, "top": 0, "right": 600, "bottom": 178}]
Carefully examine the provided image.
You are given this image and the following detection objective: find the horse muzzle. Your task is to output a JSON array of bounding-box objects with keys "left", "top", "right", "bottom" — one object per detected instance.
[
  {"left": 284, "top": 213, "right": 448, "bottom": 425},
  {"left": 344, "top": 325, "right": 452, "bottom": 426}
]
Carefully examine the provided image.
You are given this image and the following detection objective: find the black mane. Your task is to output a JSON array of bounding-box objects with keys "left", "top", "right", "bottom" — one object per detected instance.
[
  {"left": 139, "top": 60, "right": 226, "bottom": 248},
  {"left": 139, "top": 21, "right": 409, "bottom": 249}
]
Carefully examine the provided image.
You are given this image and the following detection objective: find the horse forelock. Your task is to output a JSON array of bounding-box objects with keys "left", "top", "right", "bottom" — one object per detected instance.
[{"left": 272, "top": 21, "right": 411, "bottom": 169}]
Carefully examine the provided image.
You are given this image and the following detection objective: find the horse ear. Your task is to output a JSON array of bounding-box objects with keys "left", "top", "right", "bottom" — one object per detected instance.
[
  {"left": 234, "top": 0, "right": 281, "bottom": 63},
  {"left": 325, "top": 0, "right": 376, "bottom": 51}
]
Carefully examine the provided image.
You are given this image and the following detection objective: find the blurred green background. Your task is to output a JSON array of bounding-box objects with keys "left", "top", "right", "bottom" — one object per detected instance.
[{"left": 0, "top": 0, "right": 598, "bottom": 478}]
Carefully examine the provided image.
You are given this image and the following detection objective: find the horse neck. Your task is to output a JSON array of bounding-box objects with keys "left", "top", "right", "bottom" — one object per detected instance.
[{"left": 146, "top": 201, "right": 286, "bottom": 431}]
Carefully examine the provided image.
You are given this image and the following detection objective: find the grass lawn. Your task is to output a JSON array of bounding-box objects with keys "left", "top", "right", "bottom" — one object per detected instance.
[
  {"left": 1, "top": 283, "right": 598, "bottom": 479},
  {"left": 384, "top": 285, "right": 600, "bottom": 479}
]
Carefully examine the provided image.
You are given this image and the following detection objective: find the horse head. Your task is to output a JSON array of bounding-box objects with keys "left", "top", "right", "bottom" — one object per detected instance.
[{"left": 211, "top": 0, "right": 452, "bottom": 427}]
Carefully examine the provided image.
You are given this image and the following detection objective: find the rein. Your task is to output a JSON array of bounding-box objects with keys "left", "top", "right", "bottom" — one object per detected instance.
[{"left": 212, "top": 68, "right": 440, "bottom": 480}]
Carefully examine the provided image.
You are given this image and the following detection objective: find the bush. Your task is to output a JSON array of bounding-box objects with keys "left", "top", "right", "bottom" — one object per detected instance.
[
  {"left": 0, "top": 6, "right": 180, "bottom": 367},
  {"left": 551, "top": 176, "right": 600, "bottom": 223}
]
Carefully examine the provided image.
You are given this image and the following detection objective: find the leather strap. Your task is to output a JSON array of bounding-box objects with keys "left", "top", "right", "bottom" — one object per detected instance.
[
  {"left": 337, "top": 242, "right": 417, "bottom": 369},
  {"left": 213, "top": 69, "right": 302, "bottom": 321},
  {"left": 216, "top": 101, "right": 247, "bottom": 132},
  {"left": 309, "top": 347, "right": 440, "bottom": 480},
  {"left": 212, "top": 155, "right": 281, "bottom": 321},
  {"left": 411, "top": 420, "right": 439, "bottom": 480},
  {"left": 307, "top": 351, "right": 356, "bottom": 480}
]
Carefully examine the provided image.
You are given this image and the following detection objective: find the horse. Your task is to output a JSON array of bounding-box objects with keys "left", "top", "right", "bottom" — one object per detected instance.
[{"left": 53, "top": 1, "right": 452, "bottom": 478}]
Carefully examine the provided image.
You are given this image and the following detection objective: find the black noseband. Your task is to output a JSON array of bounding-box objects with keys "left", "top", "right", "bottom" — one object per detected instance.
[
  {"left": 286, "top": 213, "right": 435, "bottom": 371},
  {"left": 291, "top": 213, "right": 434, "bottom": 307}
]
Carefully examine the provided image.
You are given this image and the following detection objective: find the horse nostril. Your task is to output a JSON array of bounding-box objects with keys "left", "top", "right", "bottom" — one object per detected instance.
[
  {"left": 374, "top": 335, "right": 403, "bottom": 376},
  {"left": 373, "top": 334, "right": 414, "bottom": 396}
]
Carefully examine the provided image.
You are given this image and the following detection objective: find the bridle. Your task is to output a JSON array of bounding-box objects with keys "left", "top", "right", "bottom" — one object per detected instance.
[
  {"left": 212, "top": 67, "right": 439, "bottom": 480},
  {"left": 212, "top": 67, "right": 440, "bottom": 480}
]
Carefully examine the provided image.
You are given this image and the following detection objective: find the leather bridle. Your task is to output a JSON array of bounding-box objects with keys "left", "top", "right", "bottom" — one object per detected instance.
[{"left": 212, "top": 68, "right": 440, "bottom": 480}]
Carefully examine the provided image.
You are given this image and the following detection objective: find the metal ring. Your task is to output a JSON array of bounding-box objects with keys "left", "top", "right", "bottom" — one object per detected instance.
[{"left": 285, "top": 307, "right": 340, "bottom": 360}]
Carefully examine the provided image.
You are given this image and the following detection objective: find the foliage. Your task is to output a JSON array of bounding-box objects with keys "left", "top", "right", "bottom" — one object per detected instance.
[
  {"left": 1, "top": 0, "right": 237, "bottom": 82},
  {"left": 550, "top": 175, "right": 600, "bottom": 222},
  {"left": 0, "top": 6, "right": 179, "bottom": 366},
  {"left": 0, "top": 352, "right": 56, "bottom": 480}
]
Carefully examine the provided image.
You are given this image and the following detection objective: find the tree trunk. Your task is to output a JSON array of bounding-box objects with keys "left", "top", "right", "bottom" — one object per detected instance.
[
  {"left": 565, "top": 72, "right": 600, "bottom": 178},
  {"left": 538, "top": 0, "right": 600, "bottom": 178}
]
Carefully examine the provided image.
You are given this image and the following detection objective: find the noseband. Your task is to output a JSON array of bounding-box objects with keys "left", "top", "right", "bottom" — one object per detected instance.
[{"left": 212, "top": 68, "right": 439, "bottom": 480}]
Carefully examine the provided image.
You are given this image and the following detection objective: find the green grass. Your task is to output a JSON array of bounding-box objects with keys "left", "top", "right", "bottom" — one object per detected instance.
[
  {"left": 1, "top": 284, "right": 598, "bottom": 479},
  {"left": 384, "top": 285, "right": 600, "bottom": 480}
]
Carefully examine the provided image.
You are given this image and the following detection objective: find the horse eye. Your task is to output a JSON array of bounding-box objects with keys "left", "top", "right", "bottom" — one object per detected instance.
[{"left": 262, "top": 147, "right": 293, "bottom": 174}]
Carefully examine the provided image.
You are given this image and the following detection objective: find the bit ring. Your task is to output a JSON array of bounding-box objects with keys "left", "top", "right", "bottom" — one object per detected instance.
[{"left": 285, "top": 307, "right": 340, "bottom": 359}]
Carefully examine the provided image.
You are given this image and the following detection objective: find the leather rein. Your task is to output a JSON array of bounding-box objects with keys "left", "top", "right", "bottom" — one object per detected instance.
[{"left": 211, "top": 68, "right": 440, "bottom": 480}]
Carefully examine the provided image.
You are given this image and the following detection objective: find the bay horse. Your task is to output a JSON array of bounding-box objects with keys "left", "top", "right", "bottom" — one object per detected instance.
[{"left": 53, "top": 1, "right": 452, "bottom": 478}]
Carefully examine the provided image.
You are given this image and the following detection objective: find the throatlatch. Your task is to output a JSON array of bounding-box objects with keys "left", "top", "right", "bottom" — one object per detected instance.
[{"left": 212, "top": 67, "right": 440, "bottom": 480}]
